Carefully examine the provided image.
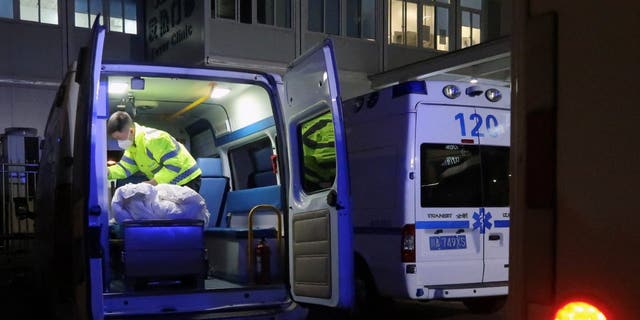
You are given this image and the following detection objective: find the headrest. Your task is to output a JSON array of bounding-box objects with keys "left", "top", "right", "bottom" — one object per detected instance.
[
  {"left": 197, "top": 157, "right": 223, "bottom": 177},
  {"left": 251, "top": 148, "right": 273, "bottom": 172}
]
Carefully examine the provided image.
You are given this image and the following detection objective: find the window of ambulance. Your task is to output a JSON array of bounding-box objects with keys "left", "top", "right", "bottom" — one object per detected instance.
[
  {"left": 298, "top": 111, "right": 337, "bottom": 194},
  {"left": 421, "top": 143, "right": 510, "bottom": 207}
]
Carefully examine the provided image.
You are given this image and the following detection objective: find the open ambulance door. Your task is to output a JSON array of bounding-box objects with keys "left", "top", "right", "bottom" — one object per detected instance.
[
  {"left": 281, "top": 39, "right": 354, "bottom": 309},
  {"left": 35, "top": 18, "right": 106, "bottom": 319}
]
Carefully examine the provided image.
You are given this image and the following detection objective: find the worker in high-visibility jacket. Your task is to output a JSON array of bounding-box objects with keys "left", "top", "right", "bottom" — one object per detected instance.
[
  {"left": 107, "top": 111, "right": 202, "bottom": 192},
  {"left": 300, "top": 112, "right": 336, "bottom": 191}
]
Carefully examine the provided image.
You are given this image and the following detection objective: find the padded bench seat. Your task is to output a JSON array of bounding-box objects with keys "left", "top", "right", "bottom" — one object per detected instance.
[{"left": 122, "top": 219, "right": 207, "bottom": 291}]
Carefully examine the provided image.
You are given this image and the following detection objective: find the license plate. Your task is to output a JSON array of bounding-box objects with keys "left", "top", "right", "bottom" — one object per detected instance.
[{"left": 429, "top": 235, "right": 467, "bottom": 250}]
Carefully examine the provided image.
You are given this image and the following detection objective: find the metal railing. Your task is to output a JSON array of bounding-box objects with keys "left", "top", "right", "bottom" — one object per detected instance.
[
  {"left": 0, "top": 163, "right": 38, "bottom": 270},
  {"left": 247, "top": 205, "right": 283, "bottom": 283}
]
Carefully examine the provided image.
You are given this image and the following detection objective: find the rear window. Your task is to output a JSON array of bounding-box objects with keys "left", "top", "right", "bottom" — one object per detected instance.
[{"left": 420, "top": 143, "right": 509, "bottom": 207}]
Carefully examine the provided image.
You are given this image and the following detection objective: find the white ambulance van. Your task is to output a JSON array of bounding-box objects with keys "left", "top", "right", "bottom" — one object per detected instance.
[
  {"left": 342, "top": 80, "right": 510, "bottom": 313},
  {"left": 35, "top": 20, "right": 354, "bottom": 319}
]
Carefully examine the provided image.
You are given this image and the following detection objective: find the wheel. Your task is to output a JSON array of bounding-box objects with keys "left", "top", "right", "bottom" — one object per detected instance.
[
  {"left": 350, "top": 257, "right": 393, "bottom": 319},
  {"left": 462, "top": 296, "right": 507, "bottom": 314}
]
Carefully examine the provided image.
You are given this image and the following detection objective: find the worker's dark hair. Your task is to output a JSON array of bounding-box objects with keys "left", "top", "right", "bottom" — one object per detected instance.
[{"left": 107, "top": 111, "right": 133, "bottom": 135}]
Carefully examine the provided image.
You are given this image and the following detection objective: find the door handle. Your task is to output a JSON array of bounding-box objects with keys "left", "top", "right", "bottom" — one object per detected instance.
[
  {"left": 326, "top": 189, "right": 344, "bottom": 210},
  {"left": 488, "top": 234, "right": 501, "bottom": 241}
]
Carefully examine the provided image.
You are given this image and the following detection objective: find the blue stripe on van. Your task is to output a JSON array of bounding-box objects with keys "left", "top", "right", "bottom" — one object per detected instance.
[
  {"left": 416, "top": 221, "right": 470, "bottom": 229},
  {"left": 214, "top": 117, "right": 275, "bottom": 146},
  {"left": 494, "top": 220, "right": 510, "bottom": 228}
]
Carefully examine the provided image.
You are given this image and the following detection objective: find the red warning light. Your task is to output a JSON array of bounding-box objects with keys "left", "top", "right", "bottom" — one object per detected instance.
[{"left": 555, "top": 301, "right": 606, "bottom": 320}]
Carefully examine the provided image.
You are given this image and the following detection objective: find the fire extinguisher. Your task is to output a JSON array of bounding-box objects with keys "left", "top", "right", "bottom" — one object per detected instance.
[{"left": 255, "top": 237, "right": 271, "bottom": 284}]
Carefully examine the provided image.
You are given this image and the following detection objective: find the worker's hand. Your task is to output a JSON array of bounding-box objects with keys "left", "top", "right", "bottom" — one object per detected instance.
[
  {"left": 107, "top": 160, "right": 117, "bottom": 167},
  {"left": 143, "top": 179, "right": 158, "bottom": 186}
]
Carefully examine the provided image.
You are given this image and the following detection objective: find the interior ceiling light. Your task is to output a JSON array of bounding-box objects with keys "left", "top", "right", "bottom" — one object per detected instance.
[
  {"left": 108, "top": 82, "right": 128, "bottom": 94},
  {"left": 211, "top": 87, "right": 231, "bottom": 99}
]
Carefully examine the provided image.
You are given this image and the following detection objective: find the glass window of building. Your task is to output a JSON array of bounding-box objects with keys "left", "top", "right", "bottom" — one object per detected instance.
[
  {"left": 123, "top": 0, "right": 136, "bottom": 34},
  {"left": 390, "top": 0, "right": 452, "bottom": 49},
  {"left": 275, "top": 0, "right": 291, "bottom": 28},
  {"left": 308, "top": 0, "right": 340, "bottom": 35},
  {"left": 109, "top": 0, "right": 123, "bottom": 32},
  {"left": 436, "top": 6, "right": 449, "bottom": 50},
  {"left": 213, "top": 0, "right": 291, "bottom": 28},
  {"left": 258, "top": 0, "right": 291, "bottom": 28},
  {"left": 90, "top": 0, "right": 103, "bottom": 26},
  {"left": 109, "top": 0, "right": 137, "bottom": 34},
  {"left": 239, "top": 0, "right": 251, "bottom": 23},
  {"left": 216, "top": 0, "right": 235, "bottom": 19},
  {"left": 347, "top": 0, "right": 376, "bottom": 40},
  {"left": 75, "top": 0, "right": 104, "bottom": 28},
  {"left": 0, "top": 0, "right": 14, "bottom": 19},
  {"left": 308, "top": 0, "right": 324, "bottom": 32},
  {"left": 406, "top": 1, "right": 418, "bottom": 46},
  {"left": 421, "top": 0, "right": 450, "bottom": 51},
  {"left": 421, "top": 4, "right": 434, "bottom": 48},
  {"left": 389, "top": 0, "right": 404, "bottom": 45},
  {"left": 19, "top": 0, "right": 39, "bottom": 22},
  {"left": 19, "top": 0, "right": 58, "bottom": 24},
  {"left": 460, "top": 0, "right": 481, "bottom": 48}
]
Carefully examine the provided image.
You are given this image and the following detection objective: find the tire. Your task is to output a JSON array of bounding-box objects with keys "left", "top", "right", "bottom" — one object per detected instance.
[
  {"left": 351, "top": 257, "right": 393, "bottom": 319},
  {"left": 463, "top": 296, "right": 507, "bottom": 314}
]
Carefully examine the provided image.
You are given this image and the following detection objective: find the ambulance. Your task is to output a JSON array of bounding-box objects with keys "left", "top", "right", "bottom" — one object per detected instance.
[
  {"left": 342, "top": 80, "right": 510, "bottom": 313},
  {"left": 35, "top": 20, "right": 353, "bottom": 319}
]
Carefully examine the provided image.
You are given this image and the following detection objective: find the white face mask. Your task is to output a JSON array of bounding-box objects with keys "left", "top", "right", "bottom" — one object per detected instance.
[
  {"left": 117, "top": 130, "right": 133, "bottom": 150},
  {"left": 117, "top": 139, "right": 133, "bottom": 150}
]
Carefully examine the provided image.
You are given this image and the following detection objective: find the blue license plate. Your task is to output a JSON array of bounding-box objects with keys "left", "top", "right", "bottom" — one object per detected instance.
[{"left": 429, "top": 235, "right": 467, "bottom": 250}]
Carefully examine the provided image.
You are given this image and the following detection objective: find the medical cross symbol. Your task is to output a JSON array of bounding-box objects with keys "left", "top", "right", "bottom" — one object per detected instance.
[{"left": 473, "top": 208, "right": 493, "bottom": 234}]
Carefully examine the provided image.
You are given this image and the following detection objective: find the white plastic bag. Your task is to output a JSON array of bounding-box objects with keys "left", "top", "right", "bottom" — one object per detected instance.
[{"left": 111, "top": 183, "right": 210, "bottom": 225}]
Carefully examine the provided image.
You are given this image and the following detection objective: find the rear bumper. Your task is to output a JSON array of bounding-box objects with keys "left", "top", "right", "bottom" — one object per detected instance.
[{"left": 406, "top": 280, "right": 508, "bottom": 300}]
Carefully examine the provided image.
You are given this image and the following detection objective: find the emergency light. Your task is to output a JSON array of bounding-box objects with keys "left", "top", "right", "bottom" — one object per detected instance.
[
  {"left": 443, "top": 85, "right": 461, "bottom": 99},
  {"left": 554, "top": 301, "right": 606, "bottom": 320},
  {"left": 485, "top": 88, "right": 502, "bottom": 102}
]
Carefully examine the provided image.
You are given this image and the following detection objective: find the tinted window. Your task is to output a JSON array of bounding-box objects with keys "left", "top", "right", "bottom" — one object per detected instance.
[
  {"left": 421, "top": 143, "right": 509, "bottom": 207},
  {"left": 481, "top": 146, "right": 510, "bottom": 206},
  {"left": 421, "top": 144, "right": 482, "bottom": 207}
]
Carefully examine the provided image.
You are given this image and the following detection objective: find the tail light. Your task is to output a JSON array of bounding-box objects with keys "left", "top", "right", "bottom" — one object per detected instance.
[
  {"left": 401, "top": 224, "right": 416, "bottom": 263},
  {"left": 554, "top": 301, "right": 606, "bottom": 320}
]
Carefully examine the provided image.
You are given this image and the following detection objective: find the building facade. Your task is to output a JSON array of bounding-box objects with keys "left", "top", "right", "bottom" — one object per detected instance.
[{"left": 0, "top": 0, "right": 508, "bottom": 138}]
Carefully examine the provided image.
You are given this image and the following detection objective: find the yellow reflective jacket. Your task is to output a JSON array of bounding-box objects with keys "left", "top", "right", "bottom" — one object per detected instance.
[{"left": 108, "top": 123, "right": 201, "bottom": 185}]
